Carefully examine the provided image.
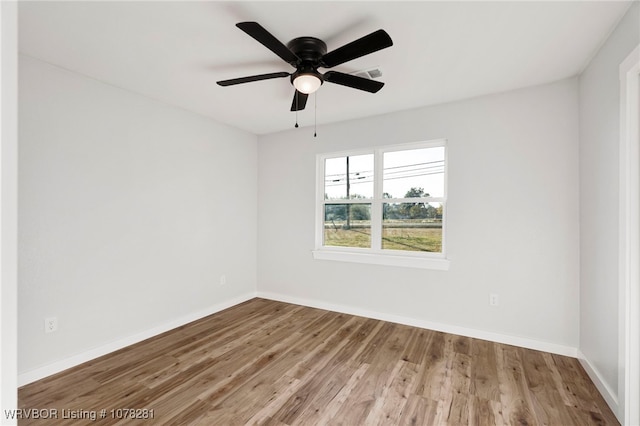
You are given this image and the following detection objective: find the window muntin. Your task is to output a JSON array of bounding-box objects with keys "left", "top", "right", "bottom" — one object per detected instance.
[{"left": 317, "top": 141, "right": 447, "bottom": 258}]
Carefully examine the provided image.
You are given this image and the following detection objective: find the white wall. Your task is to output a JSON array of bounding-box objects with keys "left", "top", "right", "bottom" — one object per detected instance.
[
  {"left": 18, "top": 55, "right": 258, "bottom": 379},
  {"left": 578, "top": 1, "right": 640, "bottom": 413},
  {"left": 1, "top": 1, "right": 19, "bottom": 423},
  {"left": 257, "top": 78, "right": 580, "bottom": 353}
]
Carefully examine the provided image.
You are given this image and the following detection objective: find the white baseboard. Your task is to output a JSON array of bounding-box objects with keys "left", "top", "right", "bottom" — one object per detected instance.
[
  {"left": 577, "top": 350, "right": 620, "bottom": 422},
  {"left": 257, "top": 291, "right": 578, "bottom": 358},
  {"left": 18, "top": 292, "right": 257, "bottom": 387},
  {"left": 18, "top": 290, "right": 582, "bottom": 389}
]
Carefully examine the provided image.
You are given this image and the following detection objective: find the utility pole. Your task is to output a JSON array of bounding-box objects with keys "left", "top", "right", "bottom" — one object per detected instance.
[{"left": 345, "top": 156, "right": 351, "bottom": 229}]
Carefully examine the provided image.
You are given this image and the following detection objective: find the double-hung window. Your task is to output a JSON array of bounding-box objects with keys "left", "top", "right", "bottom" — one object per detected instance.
[{"left": 313, "top": 140, "right": 449, "bottom": 270}]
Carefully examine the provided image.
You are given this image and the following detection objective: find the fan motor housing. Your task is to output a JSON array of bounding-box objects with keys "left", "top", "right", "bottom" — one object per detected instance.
[{"left": 287, "top": 37, "right": 327, "bottom": 63}]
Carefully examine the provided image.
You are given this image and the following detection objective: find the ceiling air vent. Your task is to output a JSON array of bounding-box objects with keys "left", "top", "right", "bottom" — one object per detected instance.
[{"left": 351, "top": 67, "right": 383, "bottom": 80}]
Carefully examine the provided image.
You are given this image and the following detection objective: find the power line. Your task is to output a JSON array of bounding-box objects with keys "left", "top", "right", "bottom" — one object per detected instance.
[
  {"left": 324, "top": 170, "right": 445, "bottom": 188},
  {"left": 383, "top": 170, "right": 445, "bottom": 181},
  {"left": 324, "top": 160, "right": 444, "bottom": 178},
  {"left": 384, "top": 159, "right": 444, "bottom": 171},
  {"left": 326, "top": 165, "right": 443, "bottom": 184}
]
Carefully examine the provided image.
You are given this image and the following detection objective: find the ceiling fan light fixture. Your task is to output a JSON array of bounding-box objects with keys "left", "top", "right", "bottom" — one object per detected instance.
[
  {"left": 218, "top": 22, "right": 393, "bottom": 112},
  {"left": 293, "top": 74, "right": 322, "bottom": 94}
]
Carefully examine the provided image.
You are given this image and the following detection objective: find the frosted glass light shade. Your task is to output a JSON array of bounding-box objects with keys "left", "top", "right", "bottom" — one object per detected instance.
[{"left": 293, "top": 74, "right": 322, "bottom": 94}]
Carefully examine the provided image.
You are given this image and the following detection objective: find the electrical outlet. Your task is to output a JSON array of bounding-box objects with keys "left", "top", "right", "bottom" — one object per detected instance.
[
  {"left": 220, "top": 275, "right": 227, "bottom": 286},
  {"left": 489, "top": 293, "right": 500, "bottom": 307},
  {"left": 44, "top": 317, "right": 58, "bottom": 333}
]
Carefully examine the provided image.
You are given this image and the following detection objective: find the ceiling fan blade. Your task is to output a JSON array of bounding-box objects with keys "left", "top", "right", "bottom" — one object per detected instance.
[
  {"left": 217, "top": 71, "right": 290, "bottom": 86},
  {"left": 323, "top": 71, "right": 384, "bottom": 93},
  {"left": 236, "top": 22, "right": 300, "bottom": 66},
  {"left": 321, "top": 29, "right": 393, "bottom": 68},
  {"left": 290, "top": 90, "right": 309, "bottom": 111}
]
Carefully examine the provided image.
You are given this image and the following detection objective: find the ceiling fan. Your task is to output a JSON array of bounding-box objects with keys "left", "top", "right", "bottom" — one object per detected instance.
[{"left": 216, "top": 22, "right": 393, "bottom": 112}]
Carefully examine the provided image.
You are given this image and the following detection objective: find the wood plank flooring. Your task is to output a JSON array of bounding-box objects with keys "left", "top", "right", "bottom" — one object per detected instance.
[{"left": 18, "top": 298, "right": 618, "bottom": 425}]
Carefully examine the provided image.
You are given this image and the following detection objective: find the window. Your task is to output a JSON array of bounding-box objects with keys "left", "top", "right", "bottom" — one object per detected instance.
[{"left": 313, "top": 140, "right": 449, "bottom": 270}]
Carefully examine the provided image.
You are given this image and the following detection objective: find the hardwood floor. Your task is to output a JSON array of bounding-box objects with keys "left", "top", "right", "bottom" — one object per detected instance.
[{"left": 18, "top": 298, "right": 618, "bottom": 425}]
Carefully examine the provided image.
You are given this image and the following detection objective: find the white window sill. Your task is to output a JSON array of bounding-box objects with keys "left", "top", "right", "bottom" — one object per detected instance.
[{"left": 312, "top": 249, "right": 450, "bottom": 270}]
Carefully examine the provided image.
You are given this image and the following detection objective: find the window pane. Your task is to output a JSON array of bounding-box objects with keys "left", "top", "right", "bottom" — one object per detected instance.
[
  {"left": 324, "top": 154, "right": 374, "bottom": 200},
  {"left": 382, "top": 202, "right": 442, "bottom": 252},
  {"left": 324, "top": 204, "right": 371, "bottom": 248},
  {"left": 383, "top": 147, "right": 444, "bottom": 199}
]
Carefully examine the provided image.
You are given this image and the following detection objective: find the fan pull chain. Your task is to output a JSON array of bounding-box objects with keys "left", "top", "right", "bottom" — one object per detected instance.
[
  {"left": 294, "top": 92, "right": 299, "bottom": 128},
  {"left": 314, "top": 92, "right": 317, "bottom": 138}
]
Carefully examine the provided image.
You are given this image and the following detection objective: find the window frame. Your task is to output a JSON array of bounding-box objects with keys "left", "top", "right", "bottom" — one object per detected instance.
[{"left": 312, "top": 139, "right": 450, "bottom": 270}]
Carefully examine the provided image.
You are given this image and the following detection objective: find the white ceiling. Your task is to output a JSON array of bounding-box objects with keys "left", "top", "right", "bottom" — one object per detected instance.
[{"left": 18, "top": 1, "right": 632, "bottom": 135}]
